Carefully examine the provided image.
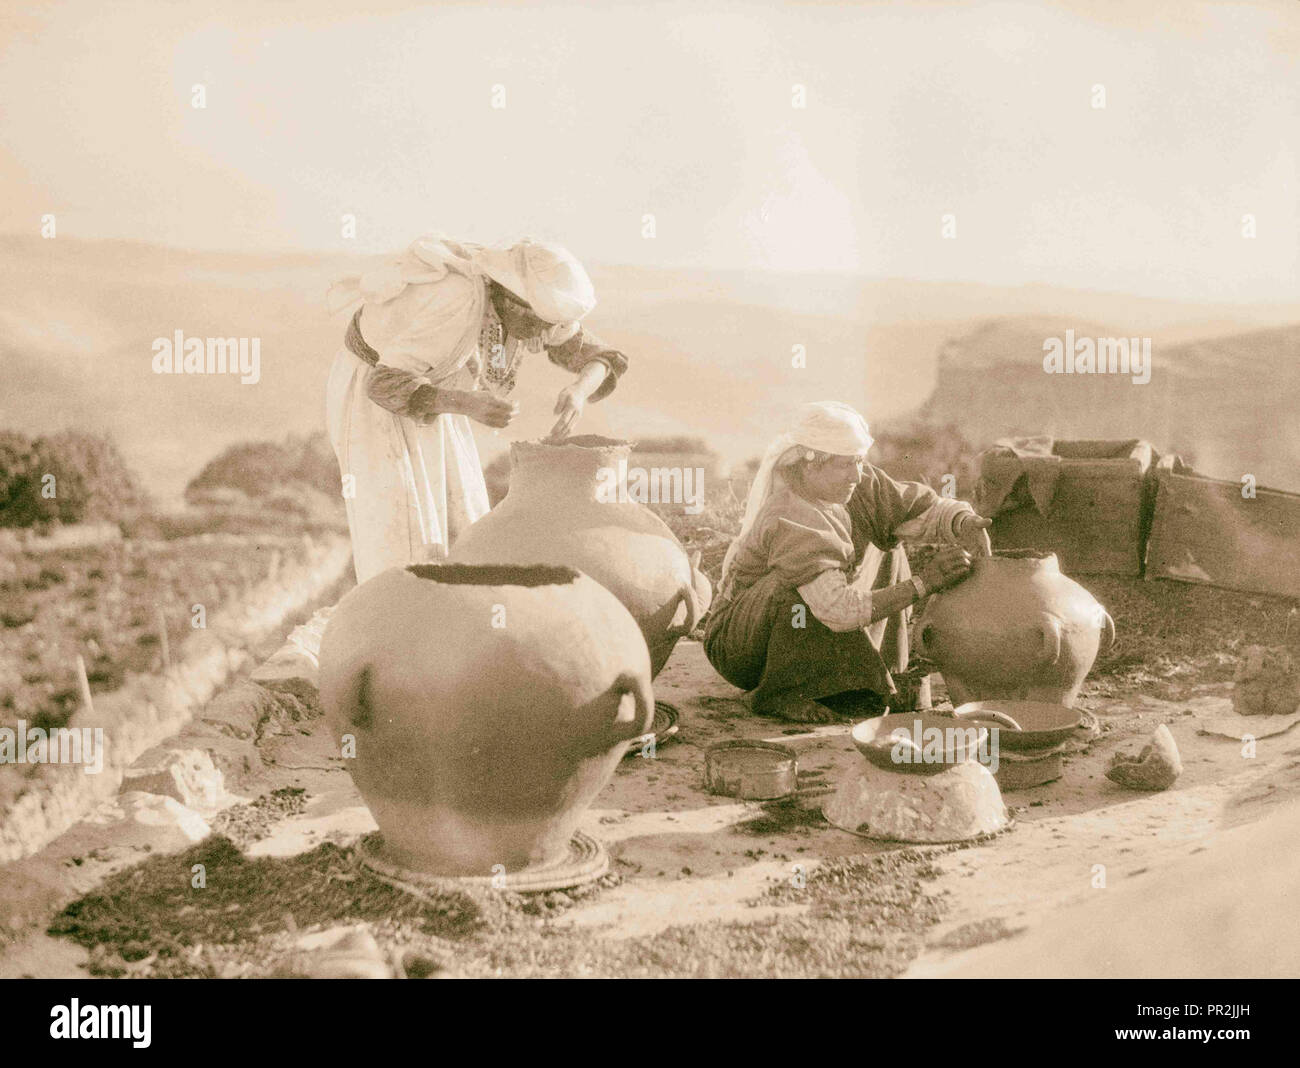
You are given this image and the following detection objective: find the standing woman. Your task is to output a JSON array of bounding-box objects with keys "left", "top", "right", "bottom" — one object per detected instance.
[{"left": 325, "top": 235, "right": 628, "bottom": 583}]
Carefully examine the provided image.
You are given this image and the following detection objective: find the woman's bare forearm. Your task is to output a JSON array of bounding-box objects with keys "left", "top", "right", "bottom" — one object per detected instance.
[
  {"left": 546, "top": 329, "right": 626, "bottom": 402},
  {"left": 798, "top": 571, "right": 924, "bottom": 631},
  {"left": 571, "top": 360, "right": 608, "bottom": 401},
  {"left": 867, "top": 581, "right": 923, "bottom": 625},
  {"left": 363, "top": 361, "right": 487, "bottom": 422}
]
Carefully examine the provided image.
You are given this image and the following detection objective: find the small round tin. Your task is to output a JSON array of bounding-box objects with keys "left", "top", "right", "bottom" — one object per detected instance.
[{"left": 704, "top": 740, "right": 798, "bottom": 800}]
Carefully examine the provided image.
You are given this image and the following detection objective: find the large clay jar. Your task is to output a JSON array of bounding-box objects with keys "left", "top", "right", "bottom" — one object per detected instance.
[
  {"left": 915, "top": 550, "right": 1115, "bottom": 707},
  {"left": 449, "top": 436, "right": 712, "bottom": 677},
  {"left": 318, "top": 563, "right": 653, "bottom": 876}
]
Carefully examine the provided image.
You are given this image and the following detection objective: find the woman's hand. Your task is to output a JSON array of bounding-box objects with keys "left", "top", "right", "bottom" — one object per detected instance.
[
  {"left": 548, "top": 383, "right": 586, "bottom": 441},
  {"left": 919, "top": 545, "right": 974, "bottom": 591},
  {"left": 418, "top": 386, "right": 518, "bottom": 429},
  {"left": 954, "top": 512, "right": 993, "bottom": 557},
  {"left": 548, "top": 361, "right": 608, "bottom": 441},
  {"left": 548, "top": 362, "right": 606, "bottom": 440},
  {"left": 465, "top": 392, "right": 519, "bottom": 429}
]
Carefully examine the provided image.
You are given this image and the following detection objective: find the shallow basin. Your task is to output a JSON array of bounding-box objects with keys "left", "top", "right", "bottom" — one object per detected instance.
[
  {"left": 852, "top": 713, "right": 990, "bottom": 776},
  {"left": 953, "top": 700, "right": 1081, "bottom": 750}
]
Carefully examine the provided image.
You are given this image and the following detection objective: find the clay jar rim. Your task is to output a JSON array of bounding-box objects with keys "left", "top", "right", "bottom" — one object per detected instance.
[
  {"left": 405, "top": 562, "right": 581, "bottom": 587},
  {"left": 508, "top": 435, "right": 635, "bottom": 487},
  {"left": 973, "top": 548, "right": 1061, "bottom": 573},
  {"left": 518, "top": 434, "right": 633, "bottom": 451}
]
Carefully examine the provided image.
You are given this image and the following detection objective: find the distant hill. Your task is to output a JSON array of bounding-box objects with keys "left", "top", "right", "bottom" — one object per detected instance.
[
  {"left": 1, "top": 235, "right": 1296, "bottom": 500},
  {"left": 916, "top": 318, "right": 1300, "bottom": 490}
]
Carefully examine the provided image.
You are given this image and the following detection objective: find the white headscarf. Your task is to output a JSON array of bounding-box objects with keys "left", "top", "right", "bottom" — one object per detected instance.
[
  {"left": 325, "top": 234, "right": 595, "bottom": 381},
  {"left": 327, "top": 233, "right": 594, "bottom": 334},
  {"left": 468, "top": 238, "right": 596, "bottom": 324},
  {"left": 326, "top": 234, "right": 482, "bottom": 313},
  {"left": 720, "top": 401, "right": 874, "bottom": 586}
]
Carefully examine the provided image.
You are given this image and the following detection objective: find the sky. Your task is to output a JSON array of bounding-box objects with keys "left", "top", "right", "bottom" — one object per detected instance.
[{"left": 0, "top": 0, "right": 1297, "bottom": 302}]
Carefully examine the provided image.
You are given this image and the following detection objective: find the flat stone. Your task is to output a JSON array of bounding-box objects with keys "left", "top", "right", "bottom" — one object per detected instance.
[
  {"left": 121, "top": 749, "right": 230, "bottom": 812},
  {"left": 86, "top": 793, "right": 212, "bottom": 852},
  {"left": 271, "top": 924, "right": 393, "bottom": 979},
  {"left": 1106, "top": 724, "right": 1182, "bottom": 791},
  {"left": 249, "top": 647, "right": 320, "bottom": 702},
  {"left": 249, "top": 607, "right": 333, "bottom": 701}
]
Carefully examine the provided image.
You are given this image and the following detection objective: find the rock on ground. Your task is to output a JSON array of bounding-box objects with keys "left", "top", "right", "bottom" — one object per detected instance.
[
  {"left": 1106, "top": 724, "right": 1182, "bottom": 791},
  {"left": 270, "top": 925, "right": 394, "bottom": 979},
  {"left": 85, "top": 793, "right": 212, "bottom": 852},
  {"left": 120, "top": 749, "right": 231, "bottom": 813},
  {"left": 1232, "top": 645, "right": 1300, "bottom": 717}
]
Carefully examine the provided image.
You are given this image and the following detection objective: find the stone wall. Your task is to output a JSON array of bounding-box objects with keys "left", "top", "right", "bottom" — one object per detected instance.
[{"left": 0, "top": 534, "right": 351, "bottom": 863}]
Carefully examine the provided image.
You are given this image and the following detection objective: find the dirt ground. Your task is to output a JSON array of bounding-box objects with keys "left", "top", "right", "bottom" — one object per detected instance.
[{"left": 3, "top": 580, "right": 1298, "bottom": 979}]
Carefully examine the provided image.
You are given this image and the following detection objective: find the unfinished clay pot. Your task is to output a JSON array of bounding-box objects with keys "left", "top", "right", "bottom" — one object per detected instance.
[
  {"left": 318, "top": 563, "right": 653, "bottom": 877},
  {"left": 449, "top": 436, "right": 712, "bottom": 677},
  {"left": 916, "top": 550, "right": 1115, "bottom": 707}
]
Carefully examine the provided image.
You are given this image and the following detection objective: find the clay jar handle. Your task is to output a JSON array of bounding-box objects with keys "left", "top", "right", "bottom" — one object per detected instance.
[
  {"left": 1038, "top": 614, "right": 1062, "bottom": 665},
  {"left": 610, "top": 669, "right": 655, "bottom": 742},
  {"left": 915, "top": 620, "right": 935, "bottom": 659},
  {"left": 1099, "top": 609, "right": 1116, "bottom": 652},
  {"left": 663, "top": 579, "right": 700, "bottom": 641}
]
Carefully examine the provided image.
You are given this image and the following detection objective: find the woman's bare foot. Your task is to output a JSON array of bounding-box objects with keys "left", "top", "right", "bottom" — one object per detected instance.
[{"left": 758, "top": 697, "right": 851, "bottom": 724}]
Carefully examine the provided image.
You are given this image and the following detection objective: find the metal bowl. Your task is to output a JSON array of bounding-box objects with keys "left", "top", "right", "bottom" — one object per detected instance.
[
  {"left": 704, "top": 740, "right": 798, "bottom": 800},
  {"left": 852, "top": 713, "right": 990, "bottom": 776},
  {"left": 952, "top": 700, "right": 1081, "bottom": 750}
]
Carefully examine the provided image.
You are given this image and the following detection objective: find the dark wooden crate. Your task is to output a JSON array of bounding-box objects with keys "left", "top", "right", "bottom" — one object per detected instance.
[
  {"left": 1145, "top": 462, "right": 1300, "bottom": 599},
  {"left": 982, "top": 440, "right": 1156, "bottom": 576}
]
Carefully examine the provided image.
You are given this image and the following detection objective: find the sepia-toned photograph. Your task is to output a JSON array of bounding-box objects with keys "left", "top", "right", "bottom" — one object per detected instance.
[{"left": 1, "top": 0, "right": 1297, "bottom": 1016}]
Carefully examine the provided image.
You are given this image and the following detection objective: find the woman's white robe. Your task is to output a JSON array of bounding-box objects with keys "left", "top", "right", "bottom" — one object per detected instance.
[{"left": 325, "top": 264, "right": 491, "bottom": 584}]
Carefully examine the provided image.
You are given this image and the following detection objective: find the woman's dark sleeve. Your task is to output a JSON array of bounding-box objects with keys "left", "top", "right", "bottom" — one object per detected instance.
[
  {"left": 847, "top": 464, "right": 953, "bottom": 551},
  {"left": 546, "top": 328, "right": 628, "bottom": 402},
  {"left": 365, "top": 364, "right": 429, "bottom": 416}
]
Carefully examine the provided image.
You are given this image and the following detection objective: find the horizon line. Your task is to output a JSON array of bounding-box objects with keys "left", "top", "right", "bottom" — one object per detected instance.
[{"left": 2, "top": 231, "right": 1299, "bottom": 312}]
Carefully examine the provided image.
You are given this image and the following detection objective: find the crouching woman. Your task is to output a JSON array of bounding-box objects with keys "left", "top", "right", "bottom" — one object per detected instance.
[{"left": 704, "top": 401, "right": 991, "bottom": 722}]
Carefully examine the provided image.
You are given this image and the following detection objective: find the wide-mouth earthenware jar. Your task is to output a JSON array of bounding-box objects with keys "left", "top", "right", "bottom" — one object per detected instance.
[
  {"left": 449, "top": 436, "right": 712, "bottom": 677},
  {"left": 916, "top": 550, "right": 1115, "bottom": 707},
  {"left": 318, "top": 563, "right": 653, "bottom": 877}
]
